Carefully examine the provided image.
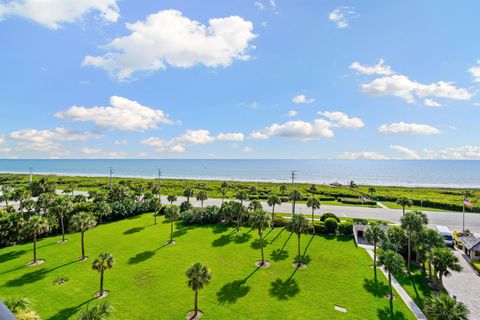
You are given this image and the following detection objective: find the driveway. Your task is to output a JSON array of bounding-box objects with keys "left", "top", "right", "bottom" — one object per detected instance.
[{"left": 443, "top": 249, "right": 480, "bottom": 319}]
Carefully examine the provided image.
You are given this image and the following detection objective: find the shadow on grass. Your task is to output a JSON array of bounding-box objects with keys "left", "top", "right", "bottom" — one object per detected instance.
[
  {"left": 128, "top": 251, "right": 155, "bottom": 265},
  {"left": 363, "top": 278, "right": 389, "bottom": 298},
  {"left": 211, "top": 224, "right": 229, "bottom": 234},
  {"left": 294, "top": 254, "right": 311, "bottom": 265},
  {"left": 302, "top": 235, "right": 315, "bottom": 257},
  {"left": 123, "top": 227, "right": 144, "bottom": 235},
  {"left": 233, "top": 233, "right": 252, "bottom": 244},
  {"left": 126, "top": 215, "right": 141, "bottom": 220},
  {"left": 212, "top": 234, "right": 233, "bottom": 247},
  {"left": 269, "top": 227, "right": 285, "bottom": 244},
  {"left": 336, "top": 235, "right": 353, "bottom": 242},
  {"left": 172, "top": 223, "right": 193, "bottom": 238},
  {"left": 47, "top": 298, "right": 95, "bottom": 320},
  {"left": 394, "top": 268, "right": 430, "bottom": 309},
  {"left": 270, "top": 249, "right": 289, "bottom": 262},
  {"left": 269, "top": 268, "right": 300, "bottom": 300},
  {"left": 216, "top": 280, "right": 250, "bottom": 305},
  {"left": 0, "top": 250, "right": 27, "bottom": 263},
  {"left": 377, "top": 306, "right": 409, "bottom": 320},
  {"left": 250, "top": 238, "right": 269, "bottom": 250},
  {"left": 280, "top": 232, "right": 293, "bottom": 252},
  {"left": 5, "top": 268, "right": 50, "bottom": 287},
  {"left": 262, "top": 228, "right": 274, "bottom": 239}
]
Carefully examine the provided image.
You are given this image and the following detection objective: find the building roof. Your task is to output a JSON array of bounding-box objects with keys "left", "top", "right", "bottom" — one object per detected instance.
[
  {"left": 461, "top": 234, "right": 480, "bottom": 250},
  {"left": 330, "top": 182, "right": 342, "bottom": 187}
]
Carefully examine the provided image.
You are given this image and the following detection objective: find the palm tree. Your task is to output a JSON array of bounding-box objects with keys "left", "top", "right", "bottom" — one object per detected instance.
[
  {"left": 220, "top": 181, "right": 228, "bottom": 204},
  {"left": 291, "top": 190, "right": 303, "bottom": 216},
  {"left": 36, "top": 192, "right": 56, "bottom": 214},
  {"left": 235, "top": 190, "right": 248, "bottom": 206},
  {"left": 425, "top": 294, "right": 469, "bottom": 320},
  {"left": 70, "top": 212, "right": 97, "bottom": 261},
  {"left": 92, "top": 252, "right": 115, "bottom": 298},
  {"left": 0, "top": 186, "right": 13, "bottom": 207},
  {"left": 401, "top": 211, "right": 425, "bottom": 272},
  {"left": 430, "top": 248, "right": 462, "bottom": 285},
  {"left": 288, "top": 215, "right": 310, "bottom": 267},
  {"left": 164, "top": 205, "right": 180, "bottom": 244},
  {"left": 186, "top": 263, "right": 212, "bottom": 319},
  {"left": 368, "top": 187, "right": 376, "bottom": 199},
  {"left": 365, "top": 223, "right": 385, "bottom": 281},
  {"left": 267, "top": 193, "right": 281, "bottom": 228},
  {"left": 248, "top": 199, "right": 262, "bottom": 212},
  {"left": 349, "top": 180, "right": 357, "bottom": 188},
  {"left": 95, "top": 201, "right": 112, "bottom": 224},
  {"left": 49, "top": 196, "right": 73, "bottom": 242},
  {"left": 78, "top": 301, "right": 114, "bottom": 320},
  {"left": 417, "top": 228, "right": 445, "bottom": 276},
  {"left": 152, "top": 197, "right": 162, "bottom": 225},
  {"left": 396, "top": 197, "right": 413, "bottom": 216},
  {"left": 196, "top": 191, "right": 208, "bottom": 209},
  {"left": 183, "top": 188, "right": 195, "bottom": 203},
  {"left": 25, "top": 215, "right": 50, "bottom": 264},
  {"left": 378, "top": 249, "right": 404, "bottom": 319},
  {"left": 306, "top": 197, "right": 321, "bottom": 233},
  {"left": 280, "top": 184, "right": 287, "bottom": 196},
  {"left": 167, "top": 194, "right": 177, "bottom": 205},
  {"left": 249, "top": 210, "right": 271, "bottom": 266}
]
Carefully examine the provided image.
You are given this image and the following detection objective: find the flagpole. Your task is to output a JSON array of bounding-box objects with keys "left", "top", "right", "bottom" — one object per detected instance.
[{"left": 462, "top": 203, "right": 465, "bottom": 233}]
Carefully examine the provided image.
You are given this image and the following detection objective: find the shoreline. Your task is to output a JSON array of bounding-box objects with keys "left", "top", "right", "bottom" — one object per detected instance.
[{"left": 1, "top": 170, "right": 479, "bottom": 189}]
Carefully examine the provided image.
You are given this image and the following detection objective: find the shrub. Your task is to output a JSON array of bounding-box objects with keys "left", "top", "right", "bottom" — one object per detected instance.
[
  {"left": 338, "top": 222, "right": 353, "bottom": 236},
  {"left": 352, "top": 218, "right": 369, "bottom": 225},
  {"left": 320, "top": 212, "right": 340, "bottom": 222},
  {"left": 272, "top": 216, "right": 287, "bottom": 227},
  {"left": 181, "top": 206, "right": 222, "bottom": 225},
  {"left": 313, "top": 222, "right": 327, "bottom": 234},
  {"left": 179, "top": 201, "right": 193, "bottom": 213},
  {"left": 324, "top": 218, "right": 338, "bottom": 234}
]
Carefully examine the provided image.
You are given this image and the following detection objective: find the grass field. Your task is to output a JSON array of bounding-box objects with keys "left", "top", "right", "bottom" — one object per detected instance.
[{"left": 0, "top": 214, "right": 416, "bottom": 319}]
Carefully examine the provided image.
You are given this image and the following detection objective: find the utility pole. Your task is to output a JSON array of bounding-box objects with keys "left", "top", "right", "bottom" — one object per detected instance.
[
  {"left": 290, "top": 170, "right": 297, "bottom": 216},
  {"left": 109, "top": 167, "right": 113, "bottom": 191},
  {"left": 29, "top": 167, "right": 33, "bottom": 184}
]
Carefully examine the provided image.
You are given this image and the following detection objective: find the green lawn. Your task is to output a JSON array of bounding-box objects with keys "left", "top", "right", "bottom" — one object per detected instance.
[
  {"left": 381, "top": 201, "right": 456, "bottom": 212},
  {"left": 0, "top": 214, "right": 415, "bottom": 319},
  {"left": 393, "top": 267, "right": 431, "bottom": 311}
]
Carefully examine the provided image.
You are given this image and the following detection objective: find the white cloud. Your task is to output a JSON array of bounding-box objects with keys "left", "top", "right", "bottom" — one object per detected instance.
[
  {"left": 329, "top": 7, "right": 355, "bottom": 29},
  {"left": 350, "top": 59, "right": 394, "bottom": 75},
  {"left": 216, "top": 132, "right": 244, "bottom": 141},
  {"left": 292, "top": 94, "right": 314, "bottom": 104},
  {"left": 287, "top": 110, "right": 298, "bottom": 117},
  {"left": 172, "top": 129, "right": 215, "bottom": 145},
  {"left": 362, "top": 74, "right": 472, "bottom": 104},
  {"left": 83, "top": 10, "right": 257, "bottom": 81},
  {"left": 319, "top": 111, "right": 364, "bottom": 128},
  {"left": 243, "top": 146, "right": 253, "bottom": 153},
  {"left": 338, "top": 151, "right": 388, "bottom": 160},
  {"left": 474, "top": 102, "right": 480, "bottom": 107},
  {"left": 81, "top": 148, "right": 126, "bottom": 158},
  {"left": 249, "top": 101, "right": 259, "bottom": 109},
  {"left": 378, "top": 122, "right": 440, "bottom": 135},
  {"left": 249, "top": 131, "right": 270, "bottom": 140},
  {"left": 0, "top": 136, "right": 4, "bottom": 144},
  {"left": 254, "top": 1, "right": 265, "bottom": 11},
  {"left": 0, "top": 0, "right": 119, "bottom": 29},
  {"left": 424, "top": 146, "right": 480, "bottom": 160},
  {"left": 55, "top": 96, "right": 176, "bottom": 132},
  {"left": 390, "top": 145, "right": 420, "bottom": 160},
  {"left": 251, "top": 119, "right": 334, "bottom": 141},
  {"left": 468, "top": 60, "right": 480, "bottom": 83},
  {"left": 114, "top": 139, "right": 128, "bottom": 145},
  {"left": 423, "top": 98, "right": 442, "bottom": 108}
]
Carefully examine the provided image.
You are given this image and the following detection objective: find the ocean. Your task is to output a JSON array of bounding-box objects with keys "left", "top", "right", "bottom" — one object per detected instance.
[{"left": 0, "top": 159, "right": 479, "bottom": 188}]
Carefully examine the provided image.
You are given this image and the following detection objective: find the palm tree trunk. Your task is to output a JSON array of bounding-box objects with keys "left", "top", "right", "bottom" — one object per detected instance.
[
  {"left": 407, "top": 231, "right": 411, "bottom": 273},
  {"left": 388, "top": 272, "right": 394, "bottom": 319},
  {"left": 100, "top": 269, "right": 104, "bottom": 294},
  {"left": 311, "top": 208, "right": 315, "bottom": 234},
  {"left": 428, "top": 261, "right": 432, "bottom": 278},
  {"left": 81, "top": 231, "right": 85, "bottom": 260},
  {"left": 297, "top": 233, "right": 301, "bottom": 260},
  {"left": 373, "top": 242, "right": 377, "bottom": 281},
  {"left": 201, "top": 200, "right": 203, "bottom": 209},
  {"left": 259, "top": 229, "right": 264, "bottom": 264},
  {"left": 170, "top": 221, "right": 173, "bottom": 243},
  {"left": 60, "top": 215, "right": 65, "bottom": 242},
  {"left": 33, "top": 233, "right": 37, "bottom": 263},
  {"left": 271, "top": 205, "right": 275, "bottom": 229},
  {"left": 402, "top": 206, "right": 405, "bottom": 216},
  {"left": 194, "top": 289, "right": 198, "bottom": 316},
  {"left": 154, "top": 212, "right": 157, "bottom": 225}
]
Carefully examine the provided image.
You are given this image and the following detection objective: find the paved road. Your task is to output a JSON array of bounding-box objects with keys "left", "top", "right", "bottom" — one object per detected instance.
[
  {"left": 443, "top": 249, "right": 480, "bottom": 319},
  {"left": 161, "top": 196, "right": 480, "bottom": 233}
]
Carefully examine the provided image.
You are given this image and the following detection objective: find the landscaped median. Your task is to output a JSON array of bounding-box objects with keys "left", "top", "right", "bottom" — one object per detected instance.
[{"left": 0, "top": 213, "right": 417, "bottom": 319}]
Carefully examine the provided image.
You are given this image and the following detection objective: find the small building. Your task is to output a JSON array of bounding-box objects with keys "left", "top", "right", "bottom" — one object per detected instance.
[
  {"left": 330, "top": 182, "right": 343, "bottom": 188},
  {"left": 460, "top": 234, "right": 480, "bottom": 260},
  {"left": 353, "top": 222, "right": 390, "bottom": 246}
]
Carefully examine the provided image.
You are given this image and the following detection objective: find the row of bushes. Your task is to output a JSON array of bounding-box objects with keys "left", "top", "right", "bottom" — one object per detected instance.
[{"left": 339, "top": 198, "right": 377, "bottom": 205}]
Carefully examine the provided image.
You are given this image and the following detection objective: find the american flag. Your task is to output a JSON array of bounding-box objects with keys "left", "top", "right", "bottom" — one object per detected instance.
[{"left": 464, "top": 198, "right": 474, "bottom": 207}]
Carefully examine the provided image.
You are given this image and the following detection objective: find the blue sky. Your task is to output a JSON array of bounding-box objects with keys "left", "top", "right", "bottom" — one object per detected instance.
[{"left": 0, "top": 0, "right": 479, "bottom": 159}]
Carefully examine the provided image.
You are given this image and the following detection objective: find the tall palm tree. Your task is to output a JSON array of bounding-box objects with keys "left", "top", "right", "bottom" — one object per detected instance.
[
  {"left": 378, "top": 249, "right": 404, "bottom": 319},
  {"left": 0, "top": 186, "right": 13, "bottom": 207},
  {"left": 152, "top": 197, "right": 162, "bottom": 225},
  {"left": 365, "top": 223, "right": 385, "bottom": 281},
  {"left": 235, "top": 190, "right": 248, "bottom": 206},
  {"left": 196, "top": 191, "right": 208, "bottom": 209},
  {"left": 368, "top": 187, "right": 376, "bottom": 199},
  {"left": 267, "top": 193, "right": 281, "bottom": 228},
  {"left": 291, "top": 190, "right": 303, "bottom": 216},
  {"left": 183, "top": 188, "right": 195, "bottom": 203},
  {"left": 417, "top": 228, "right": 445, "bottom": 276},
  {"left": 78, "top": 301, "right": 114, "bottom": 320},
  {"left": 248, "top": 200, "right": 262, "bottom": 212},
  {"left": 70, "top": 212, "right": 97, "bottom": 261},
  {"left": 186, "top": 263, "right": 212, "bottom": 319},
  {"left": 164, "top": 205, "right": 180, "bottom": 244},
  {"left": 425, "top": 294, "right": 469, "bottom": 320},
  {"left": 220, "top": 181, "right": 228, "bottom": 204},
  {"left": 49, "top": 196, "right": 73, "bottom": 242},
  {"left": 288, "top": 215, "right": 310, "bottom": 267},
  {"left": 95, "top": 201, "right": 112, "bottom": 224},
  {"left": 167, "top": 194, "right": 177, "bottom": 205},
  {"left": 430, "top": 248, "right": 462, "bottom": 284},
  {"left": 92, "top": 252, "right": 115, "bottom": 298},
  {"left": 279, "top": 184, "right": 287, "bottom": 196},
  {"left": 401, "top": 211, "right": 425, "bottom": 272},
  {"left": 396, "top": 197, "right": 413, "bottom": 216},
  {"left": 36, "top": 193, "right": 56, "bottom": 214},
  {"left": 306, "top": 197, "right": 321, "bottom": 233},
  {"left": 249, "top": 210, "right": 271, "bottom": 266},
  {"left": 25, "top": 214, "right": 50, "bottom": 264}
]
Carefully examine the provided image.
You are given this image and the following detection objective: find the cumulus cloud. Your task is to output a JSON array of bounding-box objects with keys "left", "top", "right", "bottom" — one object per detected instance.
[
  {"left": 424, "top": 146, "right": 480, "bottom": 160},
  {"left": 0, "top": 136, "right": 4, "bottom": 144},
  {"left": 0, "top": 0, "right": 119, "bottom": 29},
  {"left": 378, "top": 122, "right": 440, "bottom": 135},
  {"left": 250, "top": 119, "right": 334, "bottom": 141},
  {"left": 328, "top": 7, "right": 356, "bottom": 29},
  {"left": 362, "top": 74, "right": 472, "bottom": 104},
  {"left": 423, "top": 98, "right": 442, "bottom": 108},
  {"left": 216, "top": 132, "right": 244, "bottom": 141},
  {"left": 243, "top": 146, "right": 253, "bottom": 153},
  {"left": 338, "top": 151, "right": 389, "bottom": 160},
  {"left": 287, "top": 110, "right": 298, "bottom": 117},
  {"left": 292, "top": 94, "right": 314, "bottom": 104},
  {"left": 319, "top": 111, "right": 364, "bottom": 128},
  {"left": 55, "top": 96, "right": 176, "bottom": 132},
  {"left": 350, "top": 59, "right": 394, "bottom": 75},
  {"left": 468, "top": 60, "right": 480, "bottom": 83},
  {"left": 114, "top": 139, "right": 128, "bottom": 145},
  {"left": 83, "top": 10, "right": 257, "bottom": 80},
  {"left": 390, "top": 145, "right": 420, "bottom": 160},
  {"left": 81, "top": 148, "right": 126, "bottom": 158}
]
